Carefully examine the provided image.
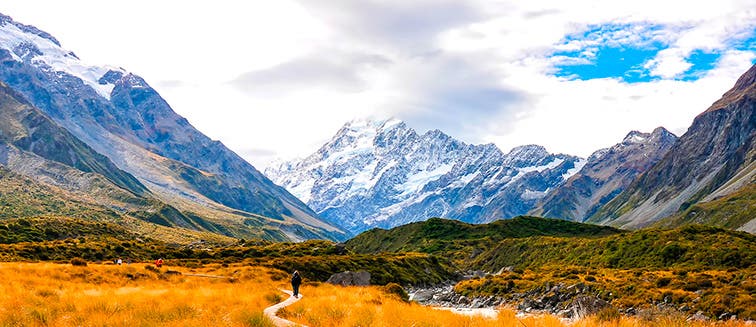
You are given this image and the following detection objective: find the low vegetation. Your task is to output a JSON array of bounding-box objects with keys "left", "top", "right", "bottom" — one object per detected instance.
[
  {"left": 346, "top": 217, "right": 756, "bottom": 320},
  {"left": 1, "top": 215, "right": 753, "bottom": 323},
  {"left": 472, "top": 225, "right": 755, "bottom": 271},
  {"left": 282, "top": 281, "right": 750, "bottom": 327},
  {"left": 0, "top": 262, "right": 281, "bottom": 326},
  {"left": 346, "top": 216, "right": 621, "bottom": 261},
  {"left": 0, "top": 218, "right": 455, "bottom": 285},
  {"left": 455, "top": 266, "right": 755, "bottom": 320},
  {"left": 658, "top": 184, "right": 756, "bottom": 230}
]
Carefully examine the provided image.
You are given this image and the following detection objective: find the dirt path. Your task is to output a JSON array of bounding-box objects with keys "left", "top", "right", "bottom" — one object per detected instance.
[{"left": 263, "top": 290, "right": 306, "bottom": 327}]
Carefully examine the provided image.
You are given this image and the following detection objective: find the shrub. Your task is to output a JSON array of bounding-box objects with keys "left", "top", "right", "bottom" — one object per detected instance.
[
  {"left": 382, "top": 283, "right": 409, "bottom": 302},
  {"left": 656, "top": 277, "right": 672, "bottom": 287},
  {"left": 264, "top": 292, "right": 282, "bottom": 305},
  {"left": 70, "top": 257, "right": 87, "bottom": 266},
  {"left": 594, "top": 307, "right": 621, "bottom": 322},
  {"left": 661, "top": 244, "right": 686, "bottom": 264}
]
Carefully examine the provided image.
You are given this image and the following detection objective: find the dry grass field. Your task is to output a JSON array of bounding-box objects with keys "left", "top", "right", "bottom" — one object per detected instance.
[{"left": 0, "top": 262, "right": 751, "bottom": 327}]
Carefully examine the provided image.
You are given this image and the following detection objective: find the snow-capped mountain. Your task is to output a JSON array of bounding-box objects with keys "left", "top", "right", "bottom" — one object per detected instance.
[
  {"left": 530, "top": 127, "right": 678, "bottom": 222},
  {"left": 265, "top": 119, "right": 584, "bottom": 235},
  {"left": 0, "top": 13, "right": 345, "bottom": 241}
]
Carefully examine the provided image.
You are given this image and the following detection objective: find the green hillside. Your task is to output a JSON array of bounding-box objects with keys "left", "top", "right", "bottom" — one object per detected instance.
[
  {"left": 0, "top": 166, "right": 125, "bottom": 220},
  {"left": 346, "top": 216, "right": 621, "bottom": 255},
  {"left": 655, "top": 184, "right": 756, "bottom": 231},
  {"left": 472, "top": 225, "right": 755, "bottom": 271}
]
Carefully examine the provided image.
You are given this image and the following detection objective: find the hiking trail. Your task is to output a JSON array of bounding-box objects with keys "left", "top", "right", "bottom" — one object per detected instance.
[{"left": 263, "top": 289, "right": 306, "bottom": 327}]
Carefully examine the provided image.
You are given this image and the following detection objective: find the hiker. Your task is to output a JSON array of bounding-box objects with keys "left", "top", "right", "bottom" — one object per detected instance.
[
  {"left": 155, "top": 258, "right": 164, "bottom": 268},
  {"left": 116, "top": 258, "right": 122, "bottom": 265},
  {"left": 291, "top": 270, "right": 302, "bottom": 298}
]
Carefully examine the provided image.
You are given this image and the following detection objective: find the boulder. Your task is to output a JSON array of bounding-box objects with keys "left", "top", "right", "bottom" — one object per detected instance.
[
  {"left": 326, "top": 270, "right": 371, "bottom": 286},
  {"left": 411, "top": 290, "right": 435, "bottom": 302}
]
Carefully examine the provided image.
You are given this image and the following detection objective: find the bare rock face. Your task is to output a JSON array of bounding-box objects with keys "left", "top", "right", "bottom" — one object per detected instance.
[
  {"left": 326, "top": 270, "right": 371, "bottom": 286},
  {"left": 532, "top": 127, "right": 677, "bottom": 222},
  {"left": 590, "top": 64, "right": 756, "bottom": 230}
]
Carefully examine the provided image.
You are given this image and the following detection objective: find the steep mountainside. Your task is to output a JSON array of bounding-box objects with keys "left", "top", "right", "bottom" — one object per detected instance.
[
  {"left": 266, "top": 119, "right": 584, "bottom": 235},
  {"left": 531, "top": 128, "right": 677, "bottom": 221},
  {"left": 0, "top": 82, "right": 296, "bottom": 242},
  {"left": 0, "top": 13, "right": 345, "bottom": 241},
  {"left": 0, "top": 81, "right": 151, "bottom": 215},
  {"left": 589, "top": 64, "right": 756, "bottom": 231},
  {"left": 0, "top": 81, "right": 146, "bottom": 196}
]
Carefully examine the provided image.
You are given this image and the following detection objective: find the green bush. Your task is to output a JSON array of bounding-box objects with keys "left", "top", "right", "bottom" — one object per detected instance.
[
  {"left": 656, "top": 277, "right": 672, "bottom": 287},
  {"left": 382, "top": 283, "right": 409, "bottom": 302}
]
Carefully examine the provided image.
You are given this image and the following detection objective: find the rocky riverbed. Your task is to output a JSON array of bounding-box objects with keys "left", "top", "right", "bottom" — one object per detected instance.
[
  {"left": 408, "top": 280, "right": 610, "bottom": 320},
  {"left": 407, "top": 278, "right": 748, "bottom": 323}
]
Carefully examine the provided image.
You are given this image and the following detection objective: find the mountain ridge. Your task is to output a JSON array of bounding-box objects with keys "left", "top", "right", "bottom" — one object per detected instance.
[
  {"left": 266, "top": 118, "right": 584, "bottom": 235},
  {"left": 0, "top": 13, "right": 345, "bottom": 241},
  {"left": 589, "top": 64, "right": 756, "bottom": 231},
  {"left": 530, "top": 127, "right": 677, "bottom": 221}
]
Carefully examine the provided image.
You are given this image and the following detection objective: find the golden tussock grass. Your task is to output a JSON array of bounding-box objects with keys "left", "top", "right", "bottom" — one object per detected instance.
[
  {"left": 0, "top": 262, "right": 751, "bottom": 326},
  {"left": 281, "top": 283, "right": 752, "bottom": 327},
  {"left": 0, "top": 262, "right": 283, "bottom": 326}
]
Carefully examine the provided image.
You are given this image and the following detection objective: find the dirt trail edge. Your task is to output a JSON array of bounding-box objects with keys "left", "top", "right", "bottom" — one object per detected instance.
[{"left": 263, "top": 289, "right": 307, "bottom": 327}]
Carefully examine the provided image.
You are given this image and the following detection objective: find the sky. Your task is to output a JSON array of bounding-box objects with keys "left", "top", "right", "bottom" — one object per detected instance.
[{"left": 1, "top": 1, "right": 755, "bottom": 168}]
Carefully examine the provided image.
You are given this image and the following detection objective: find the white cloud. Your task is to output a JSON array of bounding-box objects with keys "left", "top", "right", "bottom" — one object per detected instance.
[{"left": 0, "top": 0, "right": 754, "bottom": 168}]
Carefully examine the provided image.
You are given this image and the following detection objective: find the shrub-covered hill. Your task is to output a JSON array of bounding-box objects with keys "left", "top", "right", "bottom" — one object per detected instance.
[
  {"left": 0, "top": 217, "right": 454, "bottom": 286},
  {"left": 346, "top": 216, "right": 755, "bottom": 271},
  {"left": 346, "top": 216, "right": 621, "bottom": 255},
  {"left": 473, "top": 224, "right": 756, "bottom": 271},
  {"left": 0, "top": 217, "right": 140, "bottom": 244}
]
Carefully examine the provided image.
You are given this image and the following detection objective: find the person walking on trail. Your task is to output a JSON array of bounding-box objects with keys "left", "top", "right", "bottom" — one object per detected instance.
[
  {"left": 155, "top": 258, "right": 164, "bottom": 268},
  {"left": 291, "top": 270, "right": 302, "bottom": 298}
]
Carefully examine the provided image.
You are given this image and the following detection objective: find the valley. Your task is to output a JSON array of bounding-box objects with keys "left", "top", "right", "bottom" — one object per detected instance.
[{"left": 0, "top": 8, "right": 753, "bottom": 327}]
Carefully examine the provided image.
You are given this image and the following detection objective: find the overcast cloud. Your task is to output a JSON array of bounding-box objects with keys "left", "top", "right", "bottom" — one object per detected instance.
[{"left": 0, "top": 0, "right": 754, "bottom": 167}]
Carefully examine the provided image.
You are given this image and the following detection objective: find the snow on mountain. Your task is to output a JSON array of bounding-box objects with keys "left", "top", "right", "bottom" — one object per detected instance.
[
  {"left": 0, "top": 14, "right": 123, "bottom": 99},
  {"left": 531, "top": 127, "right": 678, "bottom": 222},
  {"left": 0, "top": 13, "right": 345, "bottom": 241},
  {"left": 266, "top": 119, "right": 584, "bottom": 235}
]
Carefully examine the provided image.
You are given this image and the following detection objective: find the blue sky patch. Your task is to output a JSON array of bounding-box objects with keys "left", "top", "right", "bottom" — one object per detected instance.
[
  {"left": 733, "top": 32, "right": 756, "bottom": 51},
  {"left": 553, "top": 45, "right": 661, "bottom": 82},
  {"left": 551, "top": 24, "right": 756, "bottom": 83},
  {"left": 679, "top": 50, "right": 721, "bottom": 81},
  {"left": 551, "top": 23, "right": 669, "bottom": 83}
]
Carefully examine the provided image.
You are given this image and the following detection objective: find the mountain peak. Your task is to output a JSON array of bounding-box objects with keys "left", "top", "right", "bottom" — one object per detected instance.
[
  {"left": 706, "top": 63, "right": 756, "bottom": 114},
  {"left": 621, "top": 127, "right": 676, "bottom": 145},
  {"left": 730, "top": 63, "right": 756, "bottom": 94},
  {"left": 268, "top": 122, "right": 584, "bottom": 234},
  {"left": 343, "top": 117, "right": 403, "bottom": 131},
  {"left": 0, "top": 14, "right": 124, "bottom": 100},
  {"left": 507, "top": 144, "right": 548, "bottom": 155},
  {"left": 0, "top": 13, "right": 60, "bottom": 46},
  {"left": 622, "top": 130, "right": 648, "bottom": 144}
]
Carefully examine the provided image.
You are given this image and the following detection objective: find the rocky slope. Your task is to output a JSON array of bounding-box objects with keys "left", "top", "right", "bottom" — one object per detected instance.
[
  {"left": 0, "top": 81, "right": 153, "bottom": 215},
  {"left": 0, "top": 13, "right": 345, "bottom": 241},
  {"left": 589, "top": 64, "right": 756, "bottom": 232},
  {"left": 531, "top": 128, "right": 677, "bottom": 221},
  {"left": 266, "top": 119, "right": 584, "bottom": 235}
]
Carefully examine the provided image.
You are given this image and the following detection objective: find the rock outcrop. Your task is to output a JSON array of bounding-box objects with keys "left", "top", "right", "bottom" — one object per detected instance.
[{"left": 326, "top": 270, "right": 371, "bottom": 286}]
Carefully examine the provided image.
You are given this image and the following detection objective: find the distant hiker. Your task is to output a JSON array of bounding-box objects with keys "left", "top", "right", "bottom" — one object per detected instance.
[
  {"left": 291, "top": 270, "right": 302, "bottom": 298},
  {"left": 116, "top": 258, "right": 123, "bottom": 265},
  {"left": 155, "top": 258, "right": 164, "bottom": 268}
]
